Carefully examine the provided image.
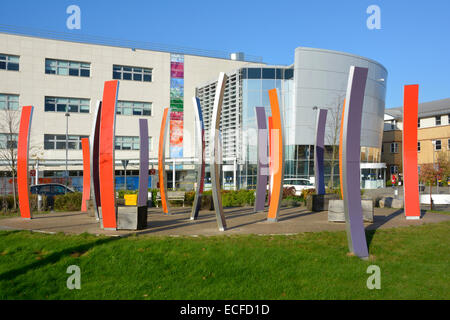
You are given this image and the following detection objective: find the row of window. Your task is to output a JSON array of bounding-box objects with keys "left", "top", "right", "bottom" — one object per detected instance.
[
  {"left": 43, "top": 134, "right": 153, "bottom": 151},
  {"left": 1, "top": 93, "right": 153, "bottom": 115},
  {"left": 418, "top": 115, "right": 450, "bottom": 127},
  {"left": 113, "top": 65, "right": 152, "bottom": 82},
  {"left": 1, "top": 54, "right": 154, "bottom": 83},
  {"left": 388, "top": 139, "right": 450, "bottom": 153}
]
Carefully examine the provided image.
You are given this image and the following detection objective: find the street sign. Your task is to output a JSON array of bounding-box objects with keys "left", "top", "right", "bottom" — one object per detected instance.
[
  {"left": 149, "top": 169, "right": 156, "bottom": 175},
  {"left": 30, "top": 170, "right": 36, "bottom": 177}
]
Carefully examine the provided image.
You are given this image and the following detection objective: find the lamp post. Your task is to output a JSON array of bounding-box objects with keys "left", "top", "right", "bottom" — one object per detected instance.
[{"left": 65, "top": 112, "right": 70, "bottom": 193}]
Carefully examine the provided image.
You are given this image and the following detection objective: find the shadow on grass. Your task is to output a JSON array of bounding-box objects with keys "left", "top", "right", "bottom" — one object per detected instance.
[
  {"left": 365, "top": 209, "right": 403, "bottom": 248},
  {"left": 0, "top": 236, "right": 119, "bottom": 282}
]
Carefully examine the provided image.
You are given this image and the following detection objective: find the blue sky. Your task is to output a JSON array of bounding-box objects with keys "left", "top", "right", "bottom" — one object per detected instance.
[{"left": 0, "top": 0, "right": 449, "bottom": 108}]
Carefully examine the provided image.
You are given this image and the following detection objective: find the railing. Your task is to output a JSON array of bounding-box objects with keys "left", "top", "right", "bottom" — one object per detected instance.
[{"left": 0, "top": 24, "right": 263, "bottom": 63}]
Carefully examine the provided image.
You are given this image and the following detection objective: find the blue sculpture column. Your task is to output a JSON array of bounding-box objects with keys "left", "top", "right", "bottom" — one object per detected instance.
[
  {"left": 342, "top": 66, "right": 369, "bottom": 260},
  {"left": 255, "top": 107, "right": 269, "bottom": 212},
  {"left": 314, "top": 108, "right": 328, "bottom": 195}
]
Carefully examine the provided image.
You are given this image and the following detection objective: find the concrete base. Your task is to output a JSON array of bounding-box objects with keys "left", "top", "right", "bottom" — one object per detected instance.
[
  {"left": 328, "top": 200, "right": 374, "bottom": 223},
  {"left": 406, "top": 216, "right": 420, "bottom": 220},
  {"left": 117, "top": 205, "right": 148, "bottom": 230},
  {"left": 86, "top": 199, "right": 95, "bottom": 217},
  {"left": 307, "top": 193, "right": 340, "bottom": 212},
  {"left": 267, "top": 218, "right": 278, "bottom": 223},
  {"left": 379, "top": 197, "right": 404, "bottom": 209}
]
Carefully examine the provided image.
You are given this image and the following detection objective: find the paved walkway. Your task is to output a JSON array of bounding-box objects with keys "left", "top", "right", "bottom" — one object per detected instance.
[{"left": 0, "top": 206, "right": 449, "bottom": 237}]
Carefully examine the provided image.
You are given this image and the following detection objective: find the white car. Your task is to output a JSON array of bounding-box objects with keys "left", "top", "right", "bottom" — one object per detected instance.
[{"left": 283, "top": 178, "right": 315, "bottom": 196}]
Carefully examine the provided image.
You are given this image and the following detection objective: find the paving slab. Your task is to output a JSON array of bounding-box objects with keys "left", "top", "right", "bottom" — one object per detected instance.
[{"left": 0, "top": 206, "right": 449, "bottom": 237}]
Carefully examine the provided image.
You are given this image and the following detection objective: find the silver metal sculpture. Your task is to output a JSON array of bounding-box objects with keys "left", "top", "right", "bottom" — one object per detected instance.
[
  {"left": 210, "top": 72, "right": 228, "bottom": 231},
  {"left": 191, "top": 97, "right": 206, "bottom": 220},
  {"left": 90, "top": 100, "right": 102, "bottom": 221},
  {"left": 255, "top": 106, "right": 269, "bottom": 212},
  {"left": 314, "top": 108, "right": 328, "bottom": 195},
  {"left": 342, "top": 66, "right": 370, "bottom": 260}
]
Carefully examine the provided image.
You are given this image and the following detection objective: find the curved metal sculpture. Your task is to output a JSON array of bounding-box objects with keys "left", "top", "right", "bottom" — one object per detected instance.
[
  {"left": 191, "top": 97, "right": 206, "bottom": 220},
  {"left": 267, "top": 89, "right": 284, "bottom": 222},
  {"left": 158, "top": 107, "right": 170, "bottom": 214},
  {"left": 210, "top": 72, "right": 228, "bottom": 231},
  {"left": 267, "top": 116, "right": 273, "bottom": 206},
  {"left": 99, "top": 80, "right": 119, "bottom": 230},
  {"left": 255, "top": 107, "right": 269, "bottom": 212},
  {"left": 138, "top": 119, "right": 149, "bottom": 207},
  {"left": 17, "top": 106, "right": 34, "bottom": 219},
  {"left": 81, "top": 138, "right": 91, "bottom": 212},
  {"left": 403, "top": 85, "right": 421, "bottom": 220},
  {"left": 339, "top": 99, "right": 346, "bottom": 199},
  {"left": 90, "top": 101, "right": 102, "bottom": 220},
  {"left": 314, "top": 109, "right": 328, "bottom": 195},
  {"left": 342, "top": 66, "right": 369, "bottom": 259}
]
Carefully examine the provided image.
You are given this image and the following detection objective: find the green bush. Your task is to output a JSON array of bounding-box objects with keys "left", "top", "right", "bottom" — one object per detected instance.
[
  {"left": 222, "top": 190, "right": 255, "bottom": 207},
  {"left": 118, "top": 190, "right": 138, "bottom": 199},
  {"left": 281, "top": 195, "right": 303, "bottom": 207},
  {"left": 53, "top": 192, "right": 83, "bottom": 211}
]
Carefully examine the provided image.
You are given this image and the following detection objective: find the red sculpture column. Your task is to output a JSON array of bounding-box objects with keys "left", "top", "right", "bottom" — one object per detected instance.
[
  {"left": 99, "top": 80, "right": 119, "bottom": 230},
  {"left": 403, "top": 85, "right": 421, "bottom": 219},
  {"left": 81, "top": 138, "right": 91, "bottom": 212},
  {"left": 17, "top": 106, "right": 34, "bottom": 219}
]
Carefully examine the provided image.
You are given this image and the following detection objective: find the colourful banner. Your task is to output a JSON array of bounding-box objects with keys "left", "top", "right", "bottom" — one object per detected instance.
[{"left": 169, "top": 54, "right": 184, "bottom": 158}]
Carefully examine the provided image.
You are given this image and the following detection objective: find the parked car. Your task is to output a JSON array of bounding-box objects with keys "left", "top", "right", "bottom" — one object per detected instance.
[
  {"left": 30, "top": 183, "right": 75, "bottom": 208},
  {"left": 283, "top": 178, "right": 315, "bottom": 196}
]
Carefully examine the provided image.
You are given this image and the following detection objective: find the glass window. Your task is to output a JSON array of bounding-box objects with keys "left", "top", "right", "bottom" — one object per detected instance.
[
  {"left": 45, "top": 59, "right": 90, "bottom": 77},
  {"left": 275, "top": 68, "right": 282, "bottom": 79},
  {"left": 241, "top": 68, "right": 247, "bottom": 79},
  {"left": 262, "top": 68, "right": 275, "bottom": 79},
  {"left": 284, "top": 69, "right": 294, "bottom": 79},
  {"left": 45, "top": 96, "right": 90, "bottom": 114},
  {"left": 418, "top": 142, "right": 420, "bottom": 152},
  {"left": 434, "top": 140, "right": 441, "bottom": 150},
  {"left": 0, "top": 94, "right": 20, "bottom": 110},
  {"left": 436, "top": 116, "right": 441, "bottom": 126},
  {"left": 247, "top": 68, "right": 261, "bottom": 79},
  {"left": 0, "top": 54, "right": 20, "bottom": 71},
  {"left": 113, "top": 64, "right": 152, "bottom": 82}
]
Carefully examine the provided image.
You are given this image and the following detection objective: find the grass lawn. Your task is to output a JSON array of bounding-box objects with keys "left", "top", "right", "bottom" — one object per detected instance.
[{"left": 0, "top": 221, "right": 449, "bottom": 300}]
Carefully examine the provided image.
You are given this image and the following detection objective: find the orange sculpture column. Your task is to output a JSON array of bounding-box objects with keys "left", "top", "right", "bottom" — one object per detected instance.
[
  {"left": 17, "top": 106, "right": 34, "bottom": 219},
  {"left": 403, "top": 85, "right": 421, "bottom": 219},
  {"left": 158, "top": 107, "right": 170, "bottom": 214},
  {"left": 267, "top": 89, "right": 284, "bottom": 222},
  {"left": 81, "top": 138, "right": 91, "bottom": 212},
  {"left": 267, "top": 116, "right": 273, "bottom": 206},
  {"left": 99, "top": 80, "right": 119, "bottom": 230},
  {"left": 339, "top": 99, "right": 346, "bottom": 199}
]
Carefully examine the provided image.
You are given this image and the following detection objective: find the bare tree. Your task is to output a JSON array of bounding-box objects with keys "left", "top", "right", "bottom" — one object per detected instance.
[
  {"left": 325, "top": 94, "right": 346, "bottom": 190},
  {"left": 0, "top": 108, "right": 43, "bottom": 211},
  {"left": 0, "top": 108, "right": 20, "bottom": 209}
]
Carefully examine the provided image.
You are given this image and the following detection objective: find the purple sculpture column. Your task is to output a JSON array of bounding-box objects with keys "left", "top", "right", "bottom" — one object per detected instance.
[
  {"left": 314, "top": 109, "right": 328, "bottom": 195},
  {"left": 255, "top": 107, "right": 269, "bottom": 212},
  {"left": 342, "top": 66, "right": 369, "bottom": 260},
  {"left": 138, "top": 119, "right": 149, "bottom": 207}
]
